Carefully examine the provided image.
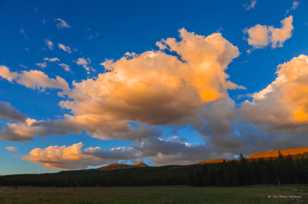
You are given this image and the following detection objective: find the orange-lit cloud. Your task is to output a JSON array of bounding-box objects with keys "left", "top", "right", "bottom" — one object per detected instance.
[
  {"left": 0, "top": 66, "right": 69, "bottom": 91},
  {"left": 1, "top": 29, "right": 244, "bottom": 167},
  {"left": 242, "top": 55, "right": 308, "bottom": 128},
  {"left": 24, "top": 143, "right": 102, "bottom": 169},
  {"left": 24, "top": 137, "right": 211, "bottom": 169},
  {"left": 59, "top": 28, "right": 240, "bottom": 139},
  {"left": 0, "top": 118, "right": 38, "bottom": 140},
  {"left": 246, "top": 16, "right": 293, "bottom": 48},
  {"left": 24, "top": 142, "right": 142, "bottom": 169}
]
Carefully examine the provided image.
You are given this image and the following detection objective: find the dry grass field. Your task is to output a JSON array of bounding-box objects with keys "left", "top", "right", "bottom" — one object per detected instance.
[{"left": 0, "top": 185, "right": 307, "bottom": 204}]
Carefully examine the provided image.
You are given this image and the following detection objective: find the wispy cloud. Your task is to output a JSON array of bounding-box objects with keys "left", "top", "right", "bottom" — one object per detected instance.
[
  {"left": 44, "top": 57, "right": 60, "bottom": 63},
  {"left": 58, "top": 43, "right": 72, "bottom": 54},
  {"left": 59, "top": 63, "right": 70, "bottom": 72},
  {"left": 244, "top": 0, "right": 257, "bottom": 11},
  {"left": 5, "top": 146, "right": 17, "bottom": 153},
  {"left": 36, "top": 62, "right": 48, "bottom": 69},
  {"left": 55, "top": 18, "right": 71, "bottom": 29}
]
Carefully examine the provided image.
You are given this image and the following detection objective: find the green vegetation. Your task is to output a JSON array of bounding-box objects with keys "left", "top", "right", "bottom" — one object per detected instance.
[{"left": 0, "top": 186, "right": 307, "bottom": 204}]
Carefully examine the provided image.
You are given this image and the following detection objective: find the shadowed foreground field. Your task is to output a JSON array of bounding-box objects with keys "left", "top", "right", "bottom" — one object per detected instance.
[{"left": 0, "top": 186, "right": 307, "bottom": 204}]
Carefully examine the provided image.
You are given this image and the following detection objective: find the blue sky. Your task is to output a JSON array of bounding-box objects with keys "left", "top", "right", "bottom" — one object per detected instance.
[{"left": 1, "top": 0, "right": 308, "bottom": 175}]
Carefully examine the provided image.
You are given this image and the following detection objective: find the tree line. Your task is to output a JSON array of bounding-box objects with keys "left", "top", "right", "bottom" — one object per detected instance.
[{"left": 1, "top": 154, "right": 308, "bottom": 186}]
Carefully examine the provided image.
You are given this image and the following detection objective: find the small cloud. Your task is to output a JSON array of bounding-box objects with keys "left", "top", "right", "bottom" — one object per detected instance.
[
  {"left": 244, "top": 0, "right": 257, "bottom": 11},
  {"left": 59, "top": 63, "right": 70, "bottom": 72},
  {"left": 5, "top": 146, "right": 17, "bottom": 153},
  {"left": 292, "top": 0, "right": 300, "bottom": 10},
  {"left": 55, "top": 18, "right": 71, "bottom": 29},
  {"left": 44, "top": 57, "right": 60, "bottom": 63},
  {"left": 75, "top": 57, "right": 95, "bottom": 73},
  {"left": 245, "top": 16, "right": 293, "bottom": 49},
  {"left": 19, "top": 28, "right": 29, "bottom": 39},
  {"left": 36, "top": 62, "right": 48, "bottom": 68},
  {"left": 286, "top": 0, "right": 300, "bottom": 14},
  {"left": 45, "top": 39, "right": 54, "bottom": 50},
  {"left": 87, "top": 28, "right": 101, "bottom": 40},
  {"left": 58, "top": 43, "right": 72, "bottom": 54}
]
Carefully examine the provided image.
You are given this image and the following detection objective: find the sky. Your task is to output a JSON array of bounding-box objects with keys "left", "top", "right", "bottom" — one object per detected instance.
[{"left": 0, "top": 0, "right": 308, "bottom": 175}]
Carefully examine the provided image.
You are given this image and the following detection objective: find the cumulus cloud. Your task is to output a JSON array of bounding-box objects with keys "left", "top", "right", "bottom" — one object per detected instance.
[
  {"left": 0, "top": 66, "right": 69, "bottom": 91},
  {"left": 57, "top": 28, "right": 240, "bottom": 141},
  {"left": 24, "top": 142, "right": 143, "bottom": 169},
  {"left": 5, "top": 146, "right": 17, "bottom": 153},
  {"left": 3, "top": 28, "right": 254, "bottom": 166},
  {"left": 23, "top": 138, "right": 208, "bottom": 169},
  {"left": 24, "top": 143, "right": 101, "bottom": 169},
  {"left": 246, "top": 16, "right": 293, "bottom": 48},
  {"left": 58, "top": 43, "right": 72, "bottom": 54},
  {"left": 23, "top": 135, "right": 231, "bottom": 169},
  {"left": 242, "top": 55, "right": 308, "bottom": 136},
  {"left": 55, "top": 18, "right": 71, "bottom": 29},
  {"left": 1, "top": 29, "right": 243, "bottom": 160}
]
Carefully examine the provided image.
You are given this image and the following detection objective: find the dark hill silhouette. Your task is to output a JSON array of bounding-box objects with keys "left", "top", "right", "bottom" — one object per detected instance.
[
  {"left": 99, "top": 162, "right": 148, "bottom": 171},
  {"left": 1, "top": 147, "right": 308, "bottom": 187}
]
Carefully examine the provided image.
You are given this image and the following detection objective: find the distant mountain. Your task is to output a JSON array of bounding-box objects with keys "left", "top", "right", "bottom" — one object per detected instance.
[
  {"left": 99, "top": 162, "right": 148, "bottom": 171},
  {"left": 132, "top": 162, "right": 148, "bottom": 168}
]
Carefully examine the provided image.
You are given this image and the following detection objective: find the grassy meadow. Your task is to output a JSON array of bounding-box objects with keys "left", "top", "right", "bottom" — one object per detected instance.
[{"left": 0, "top": 185, "right": 307, "bottom": 204}]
